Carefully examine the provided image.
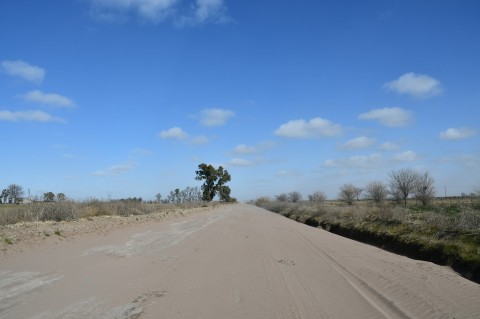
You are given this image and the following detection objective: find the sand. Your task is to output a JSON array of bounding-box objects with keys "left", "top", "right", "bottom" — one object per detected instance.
[{"left": 1, "top": 203, "right": 479, "bottom": 318}]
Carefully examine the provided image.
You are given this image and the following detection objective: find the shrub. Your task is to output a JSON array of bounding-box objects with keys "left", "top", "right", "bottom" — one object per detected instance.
[
  {"left": 255, "top": 197, "right": 271, "bottom": 206},
  {"left": 457, "top": 211, "right": 480, "bottom": 231}
]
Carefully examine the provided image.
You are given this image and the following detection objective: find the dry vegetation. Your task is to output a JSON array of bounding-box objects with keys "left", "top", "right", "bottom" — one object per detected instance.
[
  {"left": 256, "top": 198, "right": 480, "bottom": 283},
  {"left": 0, "top": 200, "right": 217, "bottom": 253},
  {"left": 0, "top": 200, "right": 213, "bottom": 226}
]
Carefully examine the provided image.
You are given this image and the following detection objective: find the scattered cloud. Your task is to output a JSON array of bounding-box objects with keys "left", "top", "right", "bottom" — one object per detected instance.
[
  {"left": 191, "top": 135, "right": 210, "bottom": 145},
  {"left": 23, "top": 90, "right": 75, "bottom": 108},
  {"left": 439, "top": 127, "right": 476, "bottom": 140},
  {"left": 340, "top": 136, "right": 376, "bottom": 150},
  {"left": 232, "top": 144, "right": 256, "bottom": 155},
  {"left": 0, "top": 110, "right": 66, "bottom": 123},
  {"left": 88, "top": 0, "right": 230, "bottom": 25},
  {"left": 379, "top": 142, "right": 400, "bottom": 151},
  {"left": 157, "top": 127, "right": 189, "bottom": 140},
  {"left": 93, "top": 163, "right": 135, "bottom": 176},
  {"left": 195, "top": 0, "right": 228, "bottom": 23},
  {"left": 384, "top": 72, "right": 442, "bottom": 98},
  {"left": 358, "top": 107, "right": 413, "bottom": 127},
  {"left": 1, "top": 60, "right": 45, "bottom": 84},
  {"left": 324, "top": 153, "right": 383, "bottom": 169},
  {"left": 324, "top": 150, "right": 421, "bottom": 172},
  {"left": 231, "top": 141, "right": 274, "bottom": 155},
  {"left": 226, "top": 157, "right": 267, "bottom": 167},
  {"left": 200, "top": 108, "right": 235, "bottom": 126},
  {"left": 89, "top": 0, "right": 177, "bottom": 23},
  {"left": 227, "top": 158, "right": 254, "bottom": 167},
  {"left": 157, "top": 129, "right": 211, "bottom": 145},
  {"left": 276, "top": 169, "right": 303, "bottom": 178},
  {"left": 178, "top": 0, "right": 230, "bottom": 26},
  {"left": 274, "top": 117, "right": 343, "bottom": 138},
  {"left": 435, "top": 154, "right": 480, "bottom": 168},
  {"left": 392, "top": 150, "right": 418, "bottom": 162}
]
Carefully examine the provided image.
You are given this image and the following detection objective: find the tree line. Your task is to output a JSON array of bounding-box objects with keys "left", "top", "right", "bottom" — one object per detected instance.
[
  {"left": 339, "top": 169, "right": 436, "bottom": 206},
  {"left": 2, "top": 163, "right": 235, "bottom": 205},
  {"left": 154, "top": 163, "right": 235, "bottom": 203},
  {"left": 272, "top": 168, "right": 477, "bottom": 207},
  {"left": 1, "top": 184, "right": 66, "bottom": 204}
]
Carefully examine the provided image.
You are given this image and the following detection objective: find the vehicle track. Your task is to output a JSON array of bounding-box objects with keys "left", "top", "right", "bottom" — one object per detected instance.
[{"left": 1, "top": 204, "right": 479, "bottom": 318}]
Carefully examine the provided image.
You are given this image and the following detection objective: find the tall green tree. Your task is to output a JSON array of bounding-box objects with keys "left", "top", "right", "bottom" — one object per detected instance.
[
  {"left": 215, "top": 166, "right": 232, "bottom": 201},
  {"left": 195, "top": 164, "right": 218, "bottom": 201},
  {"left": 44, "top": 192, "right": 55, "bottom": 202},
  {"left": 195, "top": 163, "right": 232, "bottom": 202},
  {"left": 57, "top": 193, "right": 66, "bottom": 202}
]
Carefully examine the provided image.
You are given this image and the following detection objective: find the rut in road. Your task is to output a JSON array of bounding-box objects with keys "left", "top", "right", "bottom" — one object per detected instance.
[{"left": 1, "top": 204, "right": 479, "bottom": 319}]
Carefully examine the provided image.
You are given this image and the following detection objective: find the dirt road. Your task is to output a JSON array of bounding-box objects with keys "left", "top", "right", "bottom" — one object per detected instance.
[{"left": 1, "top": 204, "right": 479, "bottom": 318}]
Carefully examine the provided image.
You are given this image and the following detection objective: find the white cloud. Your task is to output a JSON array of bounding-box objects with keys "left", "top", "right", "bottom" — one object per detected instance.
[
  {"left": 384, "top": 72, "right": 442, "bottom": 98},
  {"left": 1, "top": 60, "right": 45, "bottom": 84},
  {"left": 23, "top": 90, "right": 75, "bottom": 108},
  {"left": 231, "top": 141, "right": 274, "bottom": 155},
  {"left": 196, "top": 0, "right": 225, "bottom": 22},
  {"left": 226, "top": 157, "right": 267, "bottom": 167},
  {"left": 191, "top": 135, "right": 210, "bottom": 145},
  {"left": 324, "top": 153, "right": 383, "bottom": 169},
  {"left": 88, "top": 0, "right": 230, "bottom": 25},
  {"left": 274, "top": 117, "right": 343, "bottom": 138},
  {"left": 157, "top": 127, "right": 188, "bottom": 140},
  {"left": 439, "top": 127, "right": 476, "bottom": 140},
  {"left": 93, "top": 163, "right": 135, "bottom": 176},
  {"left": 358, "top": 107, "right": 413, "bottom": 127},
  {"left": 179, "top": 0, "right": 229, "bottom": 25},
  {"left": 340, "top": 136, "right": 376, "bottom": 150},
  {"left": 379, "top": 142, "right": 400, "bottom": 151},
  {"left": 392, "top": 150, "right": 418, "bottom": 162},
  {"left": 227, "top": 158, "right": 254, "bottom": 167},
  {"left": 89, "top": 0, "right": 177, "bottom": 22},
  {"left": 232, "top": 144, "right": 256, "bottom": 155},
  {"left": 0, "top": 110, "right": 66, "bottom": 123},
  {"left": 200, "top": 108, "right": 235, "bottom": 126},
  {"left": 276, "top": 170, "right": 302, "bottom": 178}
]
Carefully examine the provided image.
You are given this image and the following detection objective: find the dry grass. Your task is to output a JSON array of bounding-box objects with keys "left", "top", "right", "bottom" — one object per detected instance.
[{"left": 0, "top": 200, "right": 212, "bottom": 226}]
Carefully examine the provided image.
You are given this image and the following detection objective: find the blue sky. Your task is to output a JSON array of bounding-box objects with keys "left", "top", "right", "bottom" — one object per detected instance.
[{"left": 1, "top": 0, "right": 479, "bottom": 201}]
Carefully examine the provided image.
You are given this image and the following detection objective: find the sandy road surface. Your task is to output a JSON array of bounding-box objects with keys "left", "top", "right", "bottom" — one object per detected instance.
[{"left": 1, "top": 204, "right": 479, "bottom": 319}]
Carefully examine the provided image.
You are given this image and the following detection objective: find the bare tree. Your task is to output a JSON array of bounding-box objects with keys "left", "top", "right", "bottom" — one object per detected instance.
[
  {"left": 155, "top": 193, "right": 162, "bottom": 203},
  {"left": 308, "top": 191, "right": 327, "bottom": 204},
  {"left": 339, "top": 184, "right": 357, "bottom": 205},
  {"left": 474, "top": 186, "right": 480, "bottom": 198},
  {"left": 413, "top": 171, "right": 436, "bottom": 206},
  {"left": 275, "top": 193, "right": 288, "bottom": 202},
  {"left": 288, "top": 191, "right": 302, "bottom": 203},
  {"left": 354, "top": 187, "right": 363, "bottom": 201},
  {"left": 364, "top": 181, "right": 388, "bottom": 204},
  {"left": 7, "top": 184, "right": 24, "bottom": 204},
  {"left": 388, "top": 169, "right": 418, "bottom": 207}
]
